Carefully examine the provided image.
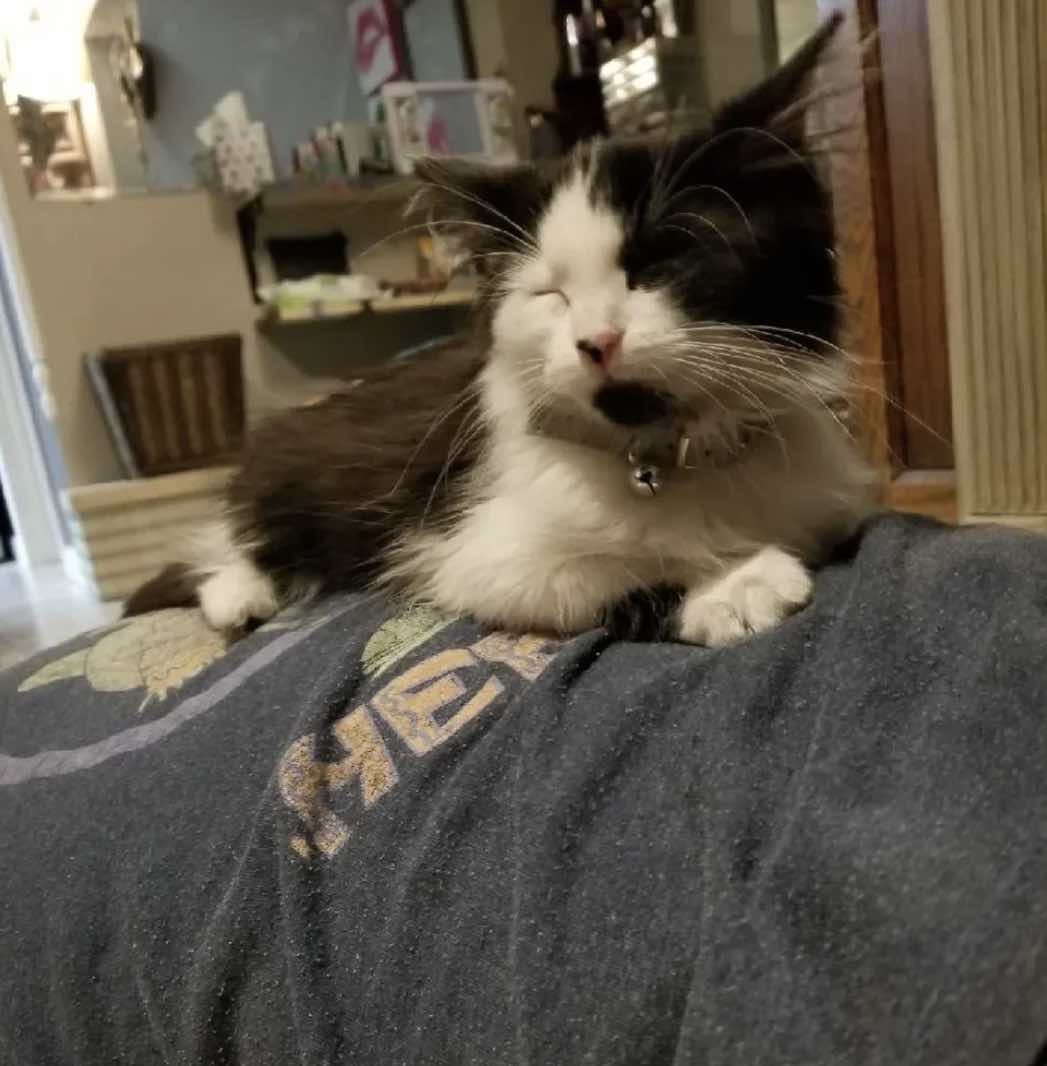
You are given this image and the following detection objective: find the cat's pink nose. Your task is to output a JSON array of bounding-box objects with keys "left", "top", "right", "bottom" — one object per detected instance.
[{"left": 576, "top": 329, "right": 624, "bottom": 372}]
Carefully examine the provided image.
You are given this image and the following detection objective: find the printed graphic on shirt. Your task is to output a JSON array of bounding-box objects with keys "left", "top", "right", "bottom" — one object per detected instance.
[
  {"left": 279, "top": 608, "right": 560, "bottom": 861},
  {"left": 2, "top": 605, "right": 339, "bottom": 786}
]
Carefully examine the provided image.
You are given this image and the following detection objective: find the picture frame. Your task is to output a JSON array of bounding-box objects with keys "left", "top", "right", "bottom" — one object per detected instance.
[
  {"left": 9, "top": 100, "right": 95, "bottom": 191},
  {"left": 380, "top": 79, "right": 517, "bottom": 174},
  {"left": 347, "top": 0, "right": 404, "bottom": 96}
]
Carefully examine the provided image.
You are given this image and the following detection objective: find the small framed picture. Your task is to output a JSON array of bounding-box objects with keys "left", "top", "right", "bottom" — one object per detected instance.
[
  {"left": 347, "top": 0, "right": 403, "bottom": 96},
  {"left": 381, "top": 79, "right": 517, "bottom": 174}
]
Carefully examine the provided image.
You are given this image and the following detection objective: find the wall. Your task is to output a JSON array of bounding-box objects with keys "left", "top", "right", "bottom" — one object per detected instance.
[
  {"left": 696, "top": 0, "right": 770, "bottom": 108},
  {"left": 0, "top": 104, "right": 464, "bottom": 487},
  {"left": 138, "top": 0, "right": 368, "bottom": 190},
  {"left": 464, "top": 0, "right": 506, "bottom": 80},
  {"left": 464, "top": 0, "right": 557, "bottom": 152},
  {"left": 495, "top": 0, "right": 558, "bottom": 117},
  {"left": 405, "top": 0, "right": 471, "bottom": 82},
  {"left": 774, "top": 0, "right": 819, "bottom": 62},
  {"left": 0, "top": 114, "right": 254, "bottom": 485},
  {"left": 84, "top": 36, "right": 147, "bottom": 190},
  {"left": 0, "top": 0, "right": 515, "bottom": 490}
]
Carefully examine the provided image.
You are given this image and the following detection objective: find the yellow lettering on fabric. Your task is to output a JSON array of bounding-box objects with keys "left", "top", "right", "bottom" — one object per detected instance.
[
  {"left": 331, "top": 706, "right": 401, "bottom": 806},
  {"left": 279, "top": 706, "right": 399, "bottom": 859},
  {"left": 371, "top": 649, "right": 504, "bottom": 755},
  {"left": 471, "top": 632, "right": 557, "bottom": 681},
  {"left": 281, "top": 629, "right": 562, "bottom": 861}
]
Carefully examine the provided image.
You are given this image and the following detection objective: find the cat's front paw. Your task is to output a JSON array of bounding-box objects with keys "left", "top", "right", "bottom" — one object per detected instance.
[
  {"left": 199, "top": 560, "right": 279, "bottom": 631},
  {"left": 677, "top": 547, "right": 812, "bottom": 647}
]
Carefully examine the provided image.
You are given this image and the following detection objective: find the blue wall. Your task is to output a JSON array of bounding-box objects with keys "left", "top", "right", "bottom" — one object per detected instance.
[
  {"left": 139, "top": 0, "right": 369, "bottom": 190},
  {"left": 404, "top": 0, "right": 470, "bottom": 82}
]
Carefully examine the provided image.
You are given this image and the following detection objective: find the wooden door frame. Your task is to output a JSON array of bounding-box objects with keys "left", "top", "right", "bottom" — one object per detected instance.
[
  {"left": 817, "top": 0, "right": 952, "bottom": 477},
  {"left": 817, "top": 0, "right": 899, "bottom": 479},
  {"left": 877, "top": 0, "right": 952, "bottom": 468}
]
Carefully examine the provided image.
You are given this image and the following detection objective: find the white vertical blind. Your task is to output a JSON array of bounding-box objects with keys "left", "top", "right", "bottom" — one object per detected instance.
[{"left": 930, "top": 0, "right": 1047, "bottom": 522}]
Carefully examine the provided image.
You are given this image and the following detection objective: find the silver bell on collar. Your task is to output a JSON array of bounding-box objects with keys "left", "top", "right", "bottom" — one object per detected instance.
[
  {"left": 626, "top": 420, "right": 685, "bottom": 498},
  {"left": 629, "top": 462, "right": 662, "bottom": 496}
]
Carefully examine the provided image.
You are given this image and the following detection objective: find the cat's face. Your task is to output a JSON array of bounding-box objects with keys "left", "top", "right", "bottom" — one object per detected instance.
[
  {"left": 416, "top": 16, "right": 843, "bottom": 432},
  {"left": 492, "top": 159, "right": 693, "bottom": 427}
]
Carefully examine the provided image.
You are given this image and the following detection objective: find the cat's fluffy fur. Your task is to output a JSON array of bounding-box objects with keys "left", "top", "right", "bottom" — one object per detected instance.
[{"left": 126, "top": 16, "right": 872, "bottom": 646}]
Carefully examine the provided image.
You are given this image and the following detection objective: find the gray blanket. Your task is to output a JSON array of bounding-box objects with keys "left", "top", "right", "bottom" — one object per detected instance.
[{"left": 2, "top": 513, "right": 1047, "bottom": 1065}]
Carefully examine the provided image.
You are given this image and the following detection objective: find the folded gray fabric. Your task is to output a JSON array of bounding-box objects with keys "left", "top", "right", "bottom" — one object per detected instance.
[{"left": 2, "top": 513, "right": 1047, "bottom": 1065}]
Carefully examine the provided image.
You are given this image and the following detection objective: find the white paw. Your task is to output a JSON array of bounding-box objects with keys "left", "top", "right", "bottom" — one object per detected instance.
[
  {"left": 677, "top": 547, "right": 812, "bottom": 647},
  {"left": 198, "top": 560, "right": 279, "bottom": 631}
]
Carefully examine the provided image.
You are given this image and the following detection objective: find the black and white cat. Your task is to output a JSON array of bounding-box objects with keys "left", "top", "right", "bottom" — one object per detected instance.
[{"left": 127, "top": 17, "right": 871, "bottom": 646}]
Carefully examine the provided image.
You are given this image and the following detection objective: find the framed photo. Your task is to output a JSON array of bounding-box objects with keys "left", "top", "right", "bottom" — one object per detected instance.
[
  {"left": 9, "top": 100, "right": 95, "bottom": 192},
  {"left": 381, "top": 79, "right": 517, "bottom": 174},
  {"left": 347, "top": 0, "right": 403, "bottom": 96}
]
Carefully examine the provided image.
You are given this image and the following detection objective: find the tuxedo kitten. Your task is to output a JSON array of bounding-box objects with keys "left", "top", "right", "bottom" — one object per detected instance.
[{"left": 126, "top": 16, "right": 871, "bottom": 646}]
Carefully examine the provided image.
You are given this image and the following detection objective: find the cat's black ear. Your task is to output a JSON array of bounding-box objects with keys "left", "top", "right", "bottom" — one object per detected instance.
[
  {"left": 712, "top": 12, "right": 844, "bottom": 140},
  {"left": 411, "top": 158, "right": 546, "bottom": 262}
]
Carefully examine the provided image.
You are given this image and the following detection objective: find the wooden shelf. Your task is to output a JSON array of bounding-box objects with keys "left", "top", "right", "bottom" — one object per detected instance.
[
  {"left": 259, "top": 301, "right": 366, "bottom": 326},
  {"left": 370, "top": 290, "right": 475, "bottom": 313},
  {"left": 258, "top": 288, "right": 474, "bottom": 327},
  {"left": 263, "top": 176, "right": 418, "bottom": 209}
]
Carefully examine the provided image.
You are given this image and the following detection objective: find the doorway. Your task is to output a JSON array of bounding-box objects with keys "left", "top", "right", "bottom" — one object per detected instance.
[{"left": 0, "top": 174, "right": 68, "bottom": 572}]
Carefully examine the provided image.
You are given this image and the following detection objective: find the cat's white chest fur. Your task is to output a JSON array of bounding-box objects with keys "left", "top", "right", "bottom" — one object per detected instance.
[{"left": 389, "top": 400, "right": 869, "bottom": 640}]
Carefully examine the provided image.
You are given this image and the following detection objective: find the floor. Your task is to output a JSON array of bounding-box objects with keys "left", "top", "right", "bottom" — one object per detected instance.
[{"left": 0, "top": 561, "right": 120, "bottom": 672}]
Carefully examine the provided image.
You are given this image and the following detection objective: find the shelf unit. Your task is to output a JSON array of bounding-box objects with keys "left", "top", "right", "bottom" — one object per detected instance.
[
  {"left": 258, "top": 287, "right": 475, "bottom": 327},
  {"left": 238, "top": 175, "right": 440, "bottom": 309},
  {"left": 371, "top": 289, "right": 475, "bottom": 313},
  {"left": 262, "top": 176, "right": 419, "bottom": 210}
]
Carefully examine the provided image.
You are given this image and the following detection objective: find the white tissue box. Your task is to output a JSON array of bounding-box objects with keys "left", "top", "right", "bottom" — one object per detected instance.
[{"left": 213, "top": 119, "right": 274, "bottom": 198}]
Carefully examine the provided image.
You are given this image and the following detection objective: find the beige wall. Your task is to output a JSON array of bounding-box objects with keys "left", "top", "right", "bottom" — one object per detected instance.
[
  {"left": 466, "top": 0, "right": 558, "bottom": 153},
  {"left": 496, "top": 0, "right": 558, "bottom": 116},
  {"left": 697, "top": 0, "right": 770, "bottom": 108},
  {"left": 0, "top": 110, "right": 254, "bottom": 486},
  {"left": 774, "top": 0, "right": 819, "bottom": 63},
  {"left": 465, "top": 0, "right": 506, "bottom": 79}
]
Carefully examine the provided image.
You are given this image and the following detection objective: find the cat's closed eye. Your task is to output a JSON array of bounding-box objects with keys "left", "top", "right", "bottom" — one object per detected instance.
[{"left": 533, "top": 288, "right": 570, "bottom": 305}]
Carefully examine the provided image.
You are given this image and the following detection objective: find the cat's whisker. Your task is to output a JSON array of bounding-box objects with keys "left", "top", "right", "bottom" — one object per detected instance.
[
  {"left": 670, "top": 323, "right": 832, "bottom": 359},
  {"left": 387, "top": 383, "right": 481, "bottom": 502},
  {"left": 670, "top": 360, "right": 793, "bottom": 469},
  {"left": 655, "top": 121, "right": 816, "bottom": 212},
  {"left": 669, "top": 344, "right": 829, "bottom": 414},
  {"left": 662, "top": 217, "right": 740, "bottom": 264},
  {"left": 671, "top": 345, "right": 854, "bottom": 439},
  {"left": 415, "top": 178, "right": 541, "bottom": 255},
  {"left": 356, "top": 218, "right": 538, "bottom": 266},
  {"left": 419, "top": 413, "right": 487, "bottom": 528},
  {"left": 657, "top": 184, "right": 757, "bottom": 246},
  {"left": 679, "top": 328, "right": 950, "bottom": 448}
]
